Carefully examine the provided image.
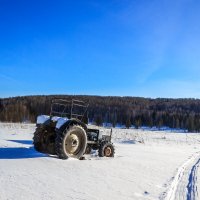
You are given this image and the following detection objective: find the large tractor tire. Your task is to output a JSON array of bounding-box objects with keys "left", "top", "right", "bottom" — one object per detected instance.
[
  {"left": 98, "top": 141, "right": 115, "bottom": 157},
  {"left": 33, "top": 127, "right": 56, "bottom": 155},
  {"left": 55, "top": 125, "right": 87, "bottom": 159}
]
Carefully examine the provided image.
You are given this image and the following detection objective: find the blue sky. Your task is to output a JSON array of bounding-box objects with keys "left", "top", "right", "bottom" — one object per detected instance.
[{"left": 0, "top": 0, "right": 200, "bottom": 98}]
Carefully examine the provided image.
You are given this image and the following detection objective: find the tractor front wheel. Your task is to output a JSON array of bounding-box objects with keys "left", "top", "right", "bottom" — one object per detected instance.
[{"left": 98, "top": 141, "right": 115, "bottom": 157}]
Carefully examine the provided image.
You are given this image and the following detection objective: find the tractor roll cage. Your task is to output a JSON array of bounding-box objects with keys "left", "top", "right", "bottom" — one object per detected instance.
[{"left": 50, "top": 99, "right": 89, "bottom": 121}]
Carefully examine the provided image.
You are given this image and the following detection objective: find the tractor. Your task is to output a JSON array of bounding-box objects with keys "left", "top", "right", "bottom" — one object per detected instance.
[{"left": 33, "top": 99, "right": 115, "bottom": 159}]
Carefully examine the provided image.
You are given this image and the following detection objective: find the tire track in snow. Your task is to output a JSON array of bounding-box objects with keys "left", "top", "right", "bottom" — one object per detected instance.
[
  {"left": 186, "top": 157, "right": 200, "bottom": 200},
  {"left": 164, "top": 151, "right": 200, "bottom": 200}
]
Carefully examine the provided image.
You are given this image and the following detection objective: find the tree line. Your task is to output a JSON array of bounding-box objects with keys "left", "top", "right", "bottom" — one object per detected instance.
[{"left": 0, "top": 95, "right": 200, "bottom": 132}]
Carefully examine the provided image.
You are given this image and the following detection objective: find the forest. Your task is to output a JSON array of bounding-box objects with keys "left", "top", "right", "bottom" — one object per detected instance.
[{"left": 0, "top": 95, "right": 200, "bottom": 132}]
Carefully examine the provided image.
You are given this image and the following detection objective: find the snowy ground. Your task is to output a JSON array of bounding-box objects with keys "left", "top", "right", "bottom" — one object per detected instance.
[{"left": 1, "top": 123, "right": 200, "bottom": 200}]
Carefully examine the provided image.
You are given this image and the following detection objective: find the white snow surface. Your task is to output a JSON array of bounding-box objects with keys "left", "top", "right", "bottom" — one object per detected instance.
[{"left": 1, "top": 123, "right": 200, "bottom": 200}]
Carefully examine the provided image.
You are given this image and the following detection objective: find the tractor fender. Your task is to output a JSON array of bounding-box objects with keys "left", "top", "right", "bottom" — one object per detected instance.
[
  {"left": 36, "top": 115, "right": 51, "bottom": 127},
  {"left": 36, "top": 115, "right": 59, "bottom": 128},
  {"left": 56, "top": 118, "right": 87, "bottom": 133}
]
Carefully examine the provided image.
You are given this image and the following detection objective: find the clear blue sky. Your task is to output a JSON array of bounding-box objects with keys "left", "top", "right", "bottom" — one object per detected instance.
[{"left": 0, "top": 0, "right": 200, "bottom": 98}]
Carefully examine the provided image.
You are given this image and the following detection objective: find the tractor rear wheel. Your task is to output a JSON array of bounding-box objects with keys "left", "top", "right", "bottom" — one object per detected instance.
[
  {"left": 33, "top": 127, "right": 56, "bottom": 155},
  {"left": 98, "top": 141, "right": 115, "bottom": 157},
  {"left": 33, "top": 127, "right": 45, "bottom": 153},
  {"left": 56, "top": 125, "right": 87, "bottom": 159}
]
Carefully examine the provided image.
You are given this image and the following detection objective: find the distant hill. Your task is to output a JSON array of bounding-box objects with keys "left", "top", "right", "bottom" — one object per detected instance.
[{"left": 0, "top": 95, "right": 200, "bottom": 132}]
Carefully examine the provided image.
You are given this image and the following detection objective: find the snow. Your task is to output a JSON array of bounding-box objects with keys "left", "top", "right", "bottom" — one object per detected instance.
[{"left": 1, "top": 123, "right": 200, "bottom": 200}]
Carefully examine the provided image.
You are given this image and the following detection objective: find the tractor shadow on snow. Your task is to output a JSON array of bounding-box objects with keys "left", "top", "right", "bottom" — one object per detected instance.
[
  {"left": 0, "top": 140, "right": 47, "bottom": 159},
  {"left": 8, "top": 140, "right": 33, "bottom": 145}
]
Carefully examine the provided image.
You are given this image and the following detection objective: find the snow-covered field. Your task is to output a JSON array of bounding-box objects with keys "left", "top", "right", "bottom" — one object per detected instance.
[{"left": 1, "top": 123, "right": 200, "bottom": 200}]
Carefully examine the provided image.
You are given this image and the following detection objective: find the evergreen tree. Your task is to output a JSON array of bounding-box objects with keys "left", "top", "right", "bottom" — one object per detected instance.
[{"left": 125, "top": 117, "right": 131, "bottom": 129}]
